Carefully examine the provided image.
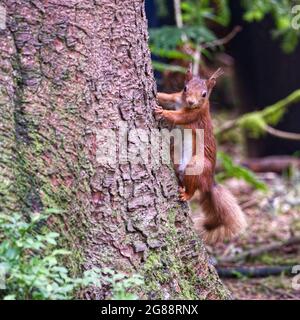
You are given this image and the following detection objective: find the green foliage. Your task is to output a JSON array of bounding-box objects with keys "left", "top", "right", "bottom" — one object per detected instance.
[
  {"left": 214, "top": 0, "right": 231, "bottom": 27},
  {"left": 150, "top": 46, "right": 192, "bottom": 60},
  {"left": 238, "top": 112, "right": 266, "bottom": 138},
  {"left": 0, "top": 210, "right": 143, "bottom": 300},
  {"left": 149, "top": 25, "right": 216, "bottom": 51},
  {"left": 182, "top": 0, "right": 230, "bottom": 27},
  {"left": 101, "top": 269, "right": 144, "bottom": 300},
  {"left": 261, "top": 89, "right": 300, "bottom": 125},
  {"left": 0, "top": 210, "right": 86, "bottom": 299},
  {"left": 241, "top": 0, "right": 300, "bottom": 53},
  {"left": 234, "top": 89, "right": 300, "bottom": 139},
  {"left": 216, "top": 152, "right": 268, "bottom": 191},
  {"left": 152, "top": 61, "right": 186, "bottom": 73},
  {"left": 149, "top": 0, "right": 228, "bottom": 72},
  {"left": 150, "top": 0, "right": 300, "bottom": 73}
]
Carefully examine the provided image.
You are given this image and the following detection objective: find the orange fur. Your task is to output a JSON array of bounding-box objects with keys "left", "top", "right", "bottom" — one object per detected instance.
[{"left": 155, "top": 67, "right": 247, "bottom": 244}]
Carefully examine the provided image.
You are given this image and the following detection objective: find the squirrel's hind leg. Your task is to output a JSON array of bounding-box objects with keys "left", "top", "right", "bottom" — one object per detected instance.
[
  {"left": 179, "top": 158, "right": 214, "bottom": 202},
  {"left": 179, "top": 174, "right": 198, "bottom": 201}
]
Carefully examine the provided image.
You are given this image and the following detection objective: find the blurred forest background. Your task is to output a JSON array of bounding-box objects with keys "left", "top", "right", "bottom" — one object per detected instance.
[{"left": 146, "top": 0, "right": 300, "bottom": 300}]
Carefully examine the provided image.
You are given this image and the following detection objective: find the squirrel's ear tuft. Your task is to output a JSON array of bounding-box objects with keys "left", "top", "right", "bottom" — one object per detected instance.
[
  {"left": 209, "top": 68, "right": 224, "bottom": 81},
  {"left": 185, "top": 63, "right": 193, "bottom": 82},
  {"left": 207, "top": 68, "right": 223, "bottom": 92}
]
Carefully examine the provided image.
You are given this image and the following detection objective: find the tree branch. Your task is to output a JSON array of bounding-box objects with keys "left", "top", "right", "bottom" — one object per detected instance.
[
  {"left": 174, "top": 0, "right": 183, "bottom": 29},
  {"left": 265, "top": 125, "right": 300, "bottom": 141},
  {"left": 201, "top": 26, "right": 242, "bottom": 50},
  {"left": 215, "top": 89, "right": 300, "bottom": 138}
]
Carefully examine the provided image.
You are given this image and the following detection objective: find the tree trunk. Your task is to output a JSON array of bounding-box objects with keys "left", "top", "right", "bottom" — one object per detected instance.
[{"left": 0, "top": 0, "right": 229, "bottom": 300}]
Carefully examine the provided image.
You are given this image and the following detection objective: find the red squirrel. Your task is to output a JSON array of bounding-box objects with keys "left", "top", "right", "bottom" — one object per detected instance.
[{"left": 154, "top": 65, "right": 247, "bottom": 244}]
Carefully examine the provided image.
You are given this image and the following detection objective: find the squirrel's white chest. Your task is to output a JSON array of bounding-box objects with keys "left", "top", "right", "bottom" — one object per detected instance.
[{"left": 178, "top": 131, "right": 193, "bottom": 173}]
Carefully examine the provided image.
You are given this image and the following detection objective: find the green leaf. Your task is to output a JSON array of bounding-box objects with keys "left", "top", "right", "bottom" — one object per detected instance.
[
  {"left": 150, "top": 46, "right": 192, "bottom": 61},
  {"left": 238, "top": 112, "right": 266, "bottom": 138},
  {"left": 152, "top": 61, "right": 186, "bottom": 73},
  {"left": 149, "top": 26, "right": 216, "bottom": 51},
  {"left": 217, "top": 152, "right": 268, "bottom": 191},
  {"left": 5, "top": 247, "right": 19, "bottom": 260}
]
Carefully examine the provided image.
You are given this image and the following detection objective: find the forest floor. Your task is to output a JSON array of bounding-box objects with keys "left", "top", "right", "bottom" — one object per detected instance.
[{"left": 190, "top": 169, "right": 300, "bottom": 300}]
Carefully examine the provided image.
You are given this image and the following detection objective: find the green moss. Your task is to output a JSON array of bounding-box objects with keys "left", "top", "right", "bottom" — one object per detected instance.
[
  {"left": 10, "top": 108, "right": 90, "bottom": 280},
  {"left": 142, "top": 208, "right": 229, "bottom": 300},
  {"left": 142, "top": 215, "right": 197, "bottom": 298},
  {"left": 292, "top": 219, "right": 300, "bottom": 233},
  {"left": 238, "top": 112, "right": 266, "bottom": 138}
]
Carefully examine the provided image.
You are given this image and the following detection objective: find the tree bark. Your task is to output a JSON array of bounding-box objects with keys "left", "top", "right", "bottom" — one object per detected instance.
[{"left": 0, "top": 0, "right": 229, "bottom": 299}]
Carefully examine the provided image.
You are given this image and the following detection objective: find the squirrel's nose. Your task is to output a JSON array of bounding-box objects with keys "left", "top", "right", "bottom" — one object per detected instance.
[{"left": 187, "top": 99, "right": 196, "bottom": 107}]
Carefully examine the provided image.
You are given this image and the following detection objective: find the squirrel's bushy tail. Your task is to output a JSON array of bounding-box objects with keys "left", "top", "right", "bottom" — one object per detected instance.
[{"left": 195, "top": 184, "right": 247, "bottom": 244}]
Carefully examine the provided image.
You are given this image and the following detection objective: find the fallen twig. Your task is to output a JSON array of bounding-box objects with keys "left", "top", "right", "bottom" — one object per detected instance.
[
  {"left": 217, "top": 266, "right": 293, "bottom": 278},
  {"left": 218, "top": 236, "right": 300, "bottom": 264},
  {"left": 242, "top": 156, "right": 300, "bottom": 173},
  {"left": 240, "top": 198, "right": 258, "bottom": 210}
]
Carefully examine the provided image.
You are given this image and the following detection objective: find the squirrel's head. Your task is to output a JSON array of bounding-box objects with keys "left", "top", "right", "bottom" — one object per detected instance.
[{"left": 182, "top": 64, "right": 223, "bottom": 109}]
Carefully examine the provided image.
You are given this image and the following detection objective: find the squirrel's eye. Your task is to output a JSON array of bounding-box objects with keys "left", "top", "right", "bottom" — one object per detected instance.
[
  {"left": 202, "top": 91, "right": 207, "bottom": 98},
  {"left": 183, "top": 86, "right": 187, "bottom": 93}
]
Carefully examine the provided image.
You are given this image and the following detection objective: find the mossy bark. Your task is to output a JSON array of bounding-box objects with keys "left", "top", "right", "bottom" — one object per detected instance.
[{"left": 0, "top": 0, "right": 230, "bottom": 299}]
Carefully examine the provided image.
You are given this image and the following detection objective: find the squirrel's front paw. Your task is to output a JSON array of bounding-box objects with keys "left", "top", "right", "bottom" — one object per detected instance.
[{"left": 154, "top": 105, "right": 164, "bottom": 119}]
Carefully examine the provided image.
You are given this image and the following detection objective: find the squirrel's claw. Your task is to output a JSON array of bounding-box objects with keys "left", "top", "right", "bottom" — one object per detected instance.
[
  {"left": 179, "top": 187, "right": 191, "bottom": 202},
  {"left": 154, "top": 104, "right": 164, "bottom": 120},
  {"left": 154, "top": 105, "right": 163, "bottom": 114}
]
